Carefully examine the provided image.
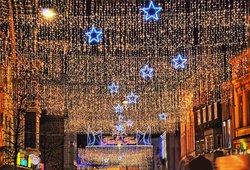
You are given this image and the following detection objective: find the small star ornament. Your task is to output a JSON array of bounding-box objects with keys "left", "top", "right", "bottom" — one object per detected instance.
[
  {"left": 140, "top": 65, "right": 154, "bottom": 79},
  {"left": 126, "top": 119, "right": 134, "bottom": 127},
  {"left": 115, "top": 124, "right": 124, "bottom": 132},
  {"left": 85, "top": 27, "right": 103, "bottom": 44},
  {"left": 159, "top": 113, "right": 167, "bottom": 120},
  {"left": 118, "top": 156, "right": 123, "bottom": 161},
  {"left": 172, "top": 54, "right": 187, "bottom": 69},
  {"left": 108, "top": 82, "right": 119, "bottom": 94},
  {"left": 114, "top": 104, "right": 124, "bottom": 114},
  {"left": 141, "top": 1, "right": 162, "bottom": 21},
  {"left": 126, "top": 92, "right": 139, "bottom": 104},
  {"left": 119, "top": 115, "right": 124, "bottom": 122},
  {"left": 103, "top": 158, "right": 109, "bottom": 163}
]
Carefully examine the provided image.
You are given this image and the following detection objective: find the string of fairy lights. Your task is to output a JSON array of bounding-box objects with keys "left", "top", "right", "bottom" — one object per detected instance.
[{"left": 0, "top": 0, "right": 248, "bottom": 134}]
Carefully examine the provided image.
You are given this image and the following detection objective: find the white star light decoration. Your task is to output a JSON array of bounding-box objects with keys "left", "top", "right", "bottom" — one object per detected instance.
[
  {"left": 85, "top": 27, "right": 103, "bottom": 44},
  {"left": 141, "top": 1, "right": 162, "bottom": 21},
  {"left": 126, "top": 119, "right": 134, "bottom": 127},
  {"left": 115, "top": 124, "right": 124, "bottom": 132},
  {"left": 118, "top": 156, "right": 123, "bottom": 161},
  {"left": 159, "top": 113, "right": 167, "bottom": 120},
  {"left": 172, "top": 54, "right": 187, "bottom": 69},
  {"left": 108, "top": 82, "right": 119, "bottom": 94},
  {"left": 114, "top": 104, "right": 124, "bottom": 114},
  {"left": 140, "top": 65, "right": 154, "bottom": 79},
  {"left": 126, "top": 92, "right": 139, "bottom": 104},
  {"left": 103, "top": 158, "right": 109, "bottom": 163}
]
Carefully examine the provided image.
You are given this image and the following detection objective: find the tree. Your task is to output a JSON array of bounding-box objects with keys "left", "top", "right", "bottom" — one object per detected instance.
[{"left": 3, "top": 94, "right": 27, "bottom": 170}]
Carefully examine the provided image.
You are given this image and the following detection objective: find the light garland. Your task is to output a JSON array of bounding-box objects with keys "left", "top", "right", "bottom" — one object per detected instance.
[{"left": 0, "top": 0, "right": 248, "bottom": 134}]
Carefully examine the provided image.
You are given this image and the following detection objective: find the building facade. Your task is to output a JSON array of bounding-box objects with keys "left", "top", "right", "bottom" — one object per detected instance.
[{"left": 230, "top": 48, "right": 250, "bottom": 152}]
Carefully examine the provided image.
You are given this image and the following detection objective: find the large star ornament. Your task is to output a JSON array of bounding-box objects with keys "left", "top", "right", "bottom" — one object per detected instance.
[
  {"left": 140, "top": 65, "right": 154, "bottom": 79},
  {"left": 85, "top": 27, "right": 103, "bottom": 44},
  {"left": 172, "top": 54, "right": 187, "bottom": 69},
  {"left": 126, "top": 92, "right": 139, "bottom": 104},
  {"left": 115, "top": 124, "right": 124, "bottom": 132},
  {"left": 108, "top": 82, "right": 119, "bottom": 94},
  {"left": 114, "top": 104, "right": 124, "bottom": 114},
  {"left": 141, "top": 1, "right": 162, "bottom": 21}
]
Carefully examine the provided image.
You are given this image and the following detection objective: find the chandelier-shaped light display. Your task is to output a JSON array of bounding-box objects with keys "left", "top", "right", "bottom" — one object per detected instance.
[{"left": 0, "top": 0, "right": 248, "bottom": 134}]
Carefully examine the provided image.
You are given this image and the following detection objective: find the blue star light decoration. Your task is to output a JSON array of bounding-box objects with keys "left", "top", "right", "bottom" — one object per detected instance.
[
  {"left": 172, "top": 54, "right": 187, "bottom": 69},
  {"left": 118, "top": 156, "right": 123, "bottom": 161},
  {"left": 103, "top": 158, "right": 109, "bottom": 163},
  {"left": 85, "top": 27, "right": 103, "bottom": 44},
  {"left": 108, "top": 82, "right": 119, "bottom": 94},
  {"left": 114, "top": 104, "right": 124, "bottom": 114},
  {"left": 141, "top": 1, "right": 162, "bottom": 21},
  {"left": 126, "top": 92, "right": 139, "bottom": 104},
  {"left": 126, "top": 119, "right": 134, "bottom": 127},
  {"left": 115, "top": 124, "right": 124, "bottom": 132},
  {"left": 159, "top": 113, "right": 167, "bottom": 120},
  {"left": 140, "top": 65, "right": 154, "bottom": 79}
]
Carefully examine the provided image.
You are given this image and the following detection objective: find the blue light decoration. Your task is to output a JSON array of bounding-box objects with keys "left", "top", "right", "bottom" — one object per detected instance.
[
  {"left": 126, "top": 119, "right": 134, "bottom": 127},
  {"left": 119, "top": 115, "right": 124, "bottom": 122},
  {"left": 159, "top": 112, "right": 167, "bottom": 120},
  {"left": 140, "top": 65, "right": 154, "bottom": 79},
  {"left": 115, "top": 124, "right": 124, "bottom": 132},
  {"left": 141, "top": 1, "right": 162, "bottom": 21},
  {"left": 126, "top": 92, "right": 139, "bottom": 104},
  {"left": 85, "top": 27, "right": 103, "bottom": 44},
  {"left": 114, "top": 104, "right": 124, "bottom": 114},
  {"left": 118, "top": 156, "right": 123, "bottom": 161},
  {"left": 172, "top": 54, "right": 187, "bottom": 69},
  {"left": 20, "top": 159, "right": 28, "bottom": 166},
  {"left": 136, "top": 127, "right": 151, "bottom": 145},
  {"left": 87, "top": 126, "right": 102, "bottom": 146},
  {"left": 108, "top": 82, "right": 119, "bottom": 94}
]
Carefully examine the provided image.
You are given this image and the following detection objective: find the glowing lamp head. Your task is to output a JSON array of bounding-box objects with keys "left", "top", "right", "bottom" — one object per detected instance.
[{"left": 41, "top": 8, "right": 56, "bottom": 19}]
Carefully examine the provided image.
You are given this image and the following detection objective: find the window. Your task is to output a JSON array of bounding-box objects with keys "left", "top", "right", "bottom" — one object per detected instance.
[
  {"left": 217, "top": 135, "right": 222, "bottom": 148},
  {"left": 197, "top": 110, "right": 201, "bottom": 125},
  {"left": 0, "top": 113, "right": 3, "bottom": 126},
  {"left": 214, "top": 102, "right": 218, "bottom": 119},
  {"left": 227, "top": 119, "right": 231, "bottom": 148},
  {"left": 203, "top": 107, "right": 206, "bottom": 123},
  {"left": 238, "top": 95, "right": 243, "bottom": 127},
  {"left": 247, "top": 91, "right": 250, "bottom": 126},
  {"left": 205, "top": 135, "right": 213, "bottom": 151},
  {"left": 208, "top": 105, "right": 212, "bottom": 121}
]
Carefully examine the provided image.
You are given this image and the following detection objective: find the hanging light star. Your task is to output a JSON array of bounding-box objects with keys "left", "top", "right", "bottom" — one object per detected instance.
[
  {"left": 172, "top": 54, "right": 187, "bottom": 69},
  {"left": 119, "top": 115, "right": 124, "bottom": 122},
  {"left": 141, "top": 1, "right": 162, "bottom": 21},
  {"left": 85, "top": 27, "right": 103, "bottom": 44},
  {"left": 118, "top": 156, "right": 123, "bottom": 161},
  {"left": 108, "top": 82, "right": 119, "bottom": 94},
  {"left": 159, "top": 113, "right": 167, "bottom": 120},
  {"left": 115, "top": 124, "right": 124, "bottom": 132},
  {"left": 140, "top": 65, "right": 154, "bottom": 79},
  {"left": 103, "top": 158, "right": 109, "bottom": 163},
  {"left": 126, "top": 119, "right": 134, "bottom": 127},
  {"left": 126, "top": 92, "right": 139, "bottom": 104},
  {"left": 114, "top": 104, "right": 124, "bottom": 114}
]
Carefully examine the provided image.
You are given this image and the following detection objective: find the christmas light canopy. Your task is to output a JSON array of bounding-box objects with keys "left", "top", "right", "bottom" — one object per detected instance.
[
  {"left": 126, "top": 92, "right": 139, "bottom": 104},
  {"left": 140, "top": 65, "right": 154, "bottom": 79},
  {"left": 108, "top": 82, "right": 120, "bottom": 94},
  {"left": 172, "top": 54, "right": 187, "bottom": 69},
  {"left": 85, "top": 27, "right": 103, "bottom": 44},
  {"left": 141, "top": 1, "right": 162, "bottom": 21}
]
